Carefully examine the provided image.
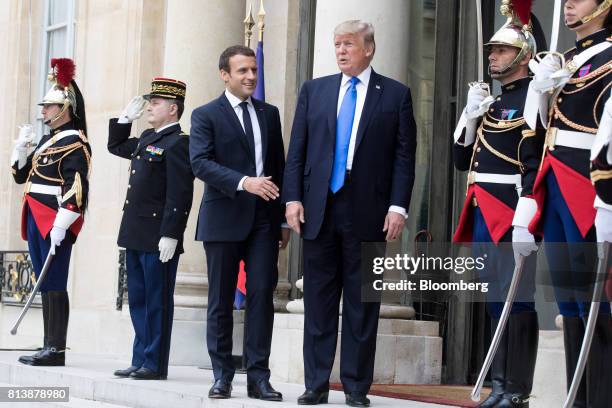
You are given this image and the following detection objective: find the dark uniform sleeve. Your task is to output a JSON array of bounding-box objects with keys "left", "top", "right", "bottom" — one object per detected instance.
[
  {"left": 519, "top": 124, "right": 546, "bottom": 197},
  {"left": 108, "top": 118, "right": 139, "bottom": 159},
  {"left": 160, "top": 136, "right": 194, "bottom": 239},
  {"left": 12, "top": 153, "right": 34, "bottom": 184},
  {"left": 592, "top": 146, "right": 612, "bottom": 205},
  {"left": 60, "top": 138, "right": 91, "bottom": 212}
]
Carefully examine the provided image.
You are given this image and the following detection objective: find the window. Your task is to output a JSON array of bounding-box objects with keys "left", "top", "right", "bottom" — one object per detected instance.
[{"left": 37, "top": 0, "right": 75, "bottom": 134}]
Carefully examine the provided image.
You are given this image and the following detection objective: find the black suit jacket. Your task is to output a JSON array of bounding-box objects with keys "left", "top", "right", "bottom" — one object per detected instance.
[
  {"left": 190, "top": 93, "right": 285, "bottom": 242},
  {"left": 108, "top": 119, "right": 194, "bottom": 253},
  {"left": 282, "top": 69, "right": 417, "bottom": 241}
]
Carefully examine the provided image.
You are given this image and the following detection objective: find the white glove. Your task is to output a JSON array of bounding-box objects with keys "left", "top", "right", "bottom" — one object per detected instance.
[
  {"left": 512, "top": 226, "right": 538, "bottom": 264},
  {"left": 118, "top": 96, "right": 146, "bottom": 124},
  {"left": 591, "top": 96, "right": 612, "bottom": 163},
  {"left": 465, "top": 85, "right": 495, "bottom": 119},
  {"left": 595, "top": 207, "right": 612, "bottom": 244},
  {"left": 158, "top": 237, "right": 178, "bottom": 263},
  {"left": 530, "top": 54, "right": 569, "bottom": 93},
  {"left": 11, "top": 124, "right": 36, "bottom": 169},
  {"left": 49, "top": 226, "right": 66, "bottom": 255}
]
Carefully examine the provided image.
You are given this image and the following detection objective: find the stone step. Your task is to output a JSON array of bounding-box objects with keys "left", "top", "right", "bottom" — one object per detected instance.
[{"left": 0, "top": 352, "right": 450, "bottom": 408}]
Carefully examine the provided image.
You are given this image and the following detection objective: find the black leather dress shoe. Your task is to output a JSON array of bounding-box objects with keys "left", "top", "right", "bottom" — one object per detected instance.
[
  {"left": 114, "top": 366, "right": 140, "bottom": 377},
  {"left": 298, "top": 389, "right": 329, "bottom": 405},
  {"left": 208, "top": 379, "right": 232, "bottom": 399},
  {"left": 18, "top": 348, "right": 46, "bottom": 365},
  {"left": 23, "top": 348, "right": 65, "bottom": 366},
  {"left": 345, "top": 393, "right": 370, "bottom": 407},
  {"left": 129, "top": 367, "right": 166, "bottom": 380},
  {"left": 247, "top": 379, "right": 283, "bottom": 401}
]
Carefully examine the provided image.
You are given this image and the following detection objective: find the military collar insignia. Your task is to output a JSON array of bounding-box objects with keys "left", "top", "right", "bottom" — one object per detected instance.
[
  {"left": 146, "top": 145, "right": 164, "bottom": 155},
  {"left": 576, "top": 29, "right": 608, "bottom": 51},
  {"left": 501, "top": 77, "right": 529, "bottom": 93}
]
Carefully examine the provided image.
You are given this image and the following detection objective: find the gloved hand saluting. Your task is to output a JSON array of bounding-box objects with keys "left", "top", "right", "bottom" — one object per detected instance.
[{"left": 118, "top": 96, "right": 147, "bottom": 124}]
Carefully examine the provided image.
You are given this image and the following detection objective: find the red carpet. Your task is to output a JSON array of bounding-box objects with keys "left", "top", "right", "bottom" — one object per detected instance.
[{"left": 330, "top": 383, "right": 490, "bottom": 407}]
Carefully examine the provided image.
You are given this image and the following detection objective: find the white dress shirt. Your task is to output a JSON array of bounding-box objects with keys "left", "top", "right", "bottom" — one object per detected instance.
[
  {"left": 224, "top": 89, "right": 264, "bottom": 190},
  {"left": 155, "top": 121, "right": 179, "bottom": 134}
]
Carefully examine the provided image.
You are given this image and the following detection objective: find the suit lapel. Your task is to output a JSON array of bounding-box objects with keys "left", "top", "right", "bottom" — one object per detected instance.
[
  {"left": 253, "top": 99, "right": 269, "bottom": 165},
  {"left": 219, "top": 93, "right": 255, "bottom": 162},
  {"left": 354, "top": 70, "right": 382, "bottom": 153},
  {"left": 328, "top": 74, "right": 342, "bottom": 144}
]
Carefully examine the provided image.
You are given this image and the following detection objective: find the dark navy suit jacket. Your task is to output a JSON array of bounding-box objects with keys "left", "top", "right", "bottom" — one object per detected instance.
[
  {"left": 190, "top": 93, "right": 285, "bottom": 242},
  {"left": 282, "top": 69, "right": 417, "bottom": 241}
]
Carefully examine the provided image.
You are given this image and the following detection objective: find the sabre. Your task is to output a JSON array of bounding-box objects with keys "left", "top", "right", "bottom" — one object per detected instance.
[
  {"left": 471, "top": 254, "right": 527, "bottom": 402},
  {"left": 550, "top": 0, "right": 562, "bottom": 53},
  {"left": 476, "top": 0, "right": 484, "bottom": 82},
  {"left": 10, "top": 251, "right": 54, "bottom": 335},
  {"left": 562, "top": 242, "right": 610, "bottom": 408}
]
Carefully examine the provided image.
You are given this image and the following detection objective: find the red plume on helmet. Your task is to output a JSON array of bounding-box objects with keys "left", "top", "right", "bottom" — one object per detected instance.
[
  {"left": 513, "top": 0, "right": 533, "bottom": 26},
  {"left": 50, "top": 58, "right": 76, "bottom": 88}
]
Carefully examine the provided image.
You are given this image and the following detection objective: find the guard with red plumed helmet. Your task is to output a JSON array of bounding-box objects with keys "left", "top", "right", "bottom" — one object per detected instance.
[{"left": 10, "top": 57, "right": 91, "bottom": 366}]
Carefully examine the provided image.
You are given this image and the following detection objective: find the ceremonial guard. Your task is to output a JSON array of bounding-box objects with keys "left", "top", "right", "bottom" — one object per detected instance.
[
  {"left": 108, "top": 78, "right": 193, "bottom": 380},
  {"left": 590, "top": 92, "right": 612, "bottom": 302},
  {"left": 11, "top": 58, "right": 90, "bottom": 366},
  {"left": 453, "top": 2, "right": 544, "bottom": 406},
  {"left": 520, "top": 0, "right": 612, "bottom": 406}
]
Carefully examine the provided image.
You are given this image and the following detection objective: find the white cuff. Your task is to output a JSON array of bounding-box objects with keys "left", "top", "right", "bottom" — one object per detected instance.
[
  {"left": 512, "top": 197, "right": 537, "bottom": 228},
  {"left": 594, "top": 195, "right": 612, "bottom": 212},
  {"left": 453, "top": 109, "right": 478, "bottom": 146},
  {"left": 53, "top": 207, "right": 80, "bottom": 230},
  {"left": 237, "top": 176, "right": 248, "bottom": 191},
  {"left": 389, "top": 205, "right": 408, "bottom": 219},
  {"left": 285, "top": 201, "right": 301, "bottom": 206},
  {"left": 117, "top": 115, "right": 131, "bottom": 124}
]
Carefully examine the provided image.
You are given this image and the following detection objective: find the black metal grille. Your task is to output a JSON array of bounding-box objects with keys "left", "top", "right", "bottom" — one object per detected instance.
[{"left": 0, "top": 251, "right": 41, "bottom": 307}]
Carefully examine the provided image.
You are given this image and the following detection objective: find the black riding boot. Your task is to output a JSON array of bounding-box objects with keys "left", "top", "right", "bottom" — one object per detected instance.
[
  {"left": 586, "top": 313, "right": 612, "bottom": 408},
  {"left": 28, "top": 291, "right": 68, "bottom": 366},
  {"left": 18, "top": 292, "right": 49, "bottom": 364},
  {"left": 563, "top": 316, "right": 587, "bottom": 408},
  {"left": 478, "top": 318, "right": 507, "bottom": 407},
  {"left": 497, "top": 311, "right": 539, "bottom": 408}
]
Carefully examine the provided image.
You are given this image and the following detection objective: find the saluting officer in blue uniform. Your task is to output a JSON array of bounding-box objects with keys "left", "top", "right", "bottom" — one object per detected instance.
[
  {"left": 108, "top": 78, "right": 193, "bottom": 380},
  {"left": 453, "top": 4, "right": 546, "bottom": 407},
  {"left": 11, "top": 58, "right": 91, "bottom": 367}
]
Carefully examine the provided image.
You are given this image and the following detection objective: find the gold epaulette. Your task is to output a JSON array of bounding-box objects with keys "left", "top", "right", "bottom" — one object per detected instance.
[{"left": 591, "top": 168, "right": 612, "bottom": 182}]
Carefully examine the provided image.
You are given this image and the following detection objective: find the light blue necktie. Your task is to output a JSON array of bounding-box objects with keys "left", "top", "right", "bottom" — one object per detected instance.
[{"left": 330, "top": 77, "right": 359, "bottom": 193}]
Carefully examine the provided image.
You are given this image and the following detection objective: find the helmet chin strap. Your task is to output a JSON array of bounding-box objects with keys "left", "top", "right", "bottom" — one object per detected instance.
[
  {"left": 566, "top": 1, "right": 612, "bottom": 29},
  {"left": 44, "top": 102, "right": 70, "bottom": 128},
  {"left": 488, "top": 62, "right": 516, "bottom": 78}
]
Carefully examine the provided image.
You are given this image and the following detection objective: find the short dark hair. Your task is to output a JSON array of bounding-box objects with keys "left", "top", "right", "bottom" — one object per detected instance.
[
  {"left": 170, "top": 99, "right": 184, "bottom": 120},
  {"left": 218, "top": 45, "right": 256, "bottom": 73}
]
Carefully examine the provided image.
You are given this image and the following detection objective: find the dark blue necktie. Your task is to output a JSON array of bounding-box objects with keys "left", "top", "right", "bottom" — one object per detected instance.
[
  {"left": 330, "top": 77, "right": 359, "bottom": 193},
  {"left": 240, "top": 101, "right": 255, "bottom": 157}
]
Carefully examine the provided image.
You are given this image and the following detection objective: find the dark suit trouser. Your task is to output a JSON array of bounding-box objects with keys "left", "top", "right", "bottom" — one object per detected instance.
[
  {"left": 126, "top": 250, "right": 178, "bottom": 376},
  {"left": 204, "top": 200, "right": 279, "bottom": 383},
  {"left": 302, "top": 184, "right": 381, "bottom": 395}
]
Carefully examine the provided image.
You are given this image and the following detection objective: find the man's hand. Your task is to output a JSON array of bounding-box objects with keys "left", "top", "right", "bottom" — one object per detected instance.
[
  {"left": 158, "top": 237, "right": 178, "bottom": 263},
  {"left": 286, "top": 202, "right": 305, "bottom": 235},
  {"left": 465, "top": 84, "right": 493, "bottom": 119},
  {"left": 118, "top": 96, "right": 146, "bottom": 124},
  {"left": 279, "top": 227, "right": 290, "bottom": 249},
  {"left": 243, "top": 176, "right": 279, "bottom": 201},
  {"left": 49, "top": 226, "right": 66, "bottom": 255},
  {"left": 383, "top": 212, "right": 405, "bottom": 242}
]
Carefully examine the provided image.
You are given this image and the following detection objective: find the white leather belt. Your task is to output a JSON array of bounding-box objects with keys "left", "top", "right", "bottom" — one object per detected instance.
[
  {"left": 546, "top": 128, "right": 596, "bottom": 150},
  {"left": 468, "top": 171, "right": 522, "bottom": 186},
  {"left": 26, "top": 183, "right": 62, "bottom": 196}
]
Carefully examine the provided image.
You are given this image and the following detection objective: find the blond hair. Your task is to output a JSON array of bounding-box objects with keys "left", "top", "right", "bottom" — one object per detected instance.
[{"left": 334, "top": 20, "right": 376, "bottom": 56}]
